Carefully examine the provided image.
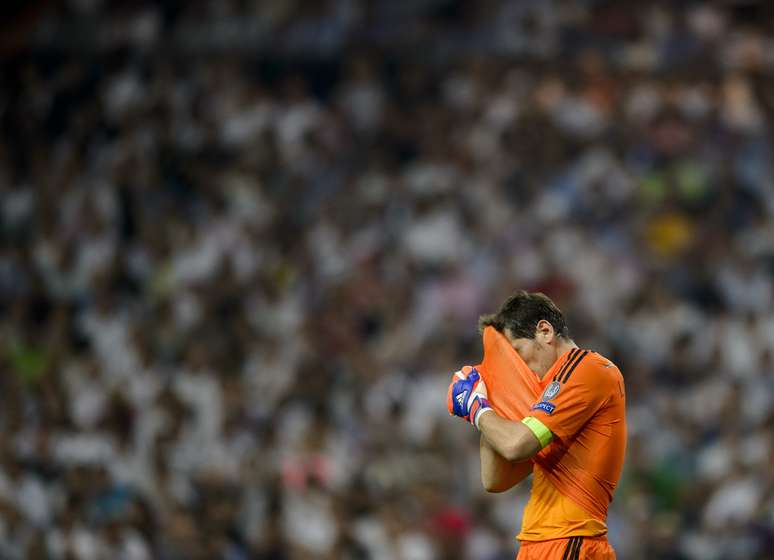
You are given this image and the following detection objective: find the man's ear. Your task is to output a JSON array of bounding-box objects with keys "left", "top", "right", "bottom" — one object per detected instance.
[{"left": 536, "top": 320, "right": 555, "bottom": 343}]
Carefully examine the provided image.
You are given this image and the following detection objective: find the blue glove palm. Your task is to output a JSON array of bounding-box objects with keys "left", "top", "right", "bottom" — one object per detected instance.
[{"left": 447, "top": 367, "right": 492, "bottom": 428}]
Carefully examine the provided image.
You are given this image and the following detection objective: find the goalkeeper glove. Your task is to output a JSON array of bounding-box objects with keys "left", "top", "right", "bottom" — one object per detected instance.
[{"left": 447, "top": 366, "right": 492, "bottom": 429}]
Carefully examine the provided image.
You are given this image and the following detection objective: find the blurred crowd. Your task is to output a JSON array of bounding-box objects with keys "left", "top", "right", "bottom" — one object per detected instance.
[{"left": 1, "top": 0, "right": 774, "bottom": 559}]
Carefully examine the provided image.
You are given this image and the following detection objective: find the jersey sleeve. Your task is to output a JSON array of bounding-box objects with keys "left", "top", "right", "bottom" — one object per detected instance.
[{"left": 526, "top": 351, "right": 615, "bottom": 442}]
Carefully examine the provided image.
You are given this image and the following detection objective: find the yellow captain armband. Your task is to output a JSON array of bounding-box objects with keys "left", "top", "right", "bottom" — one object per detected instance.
[{"left": 521, "top": 416, "right": 554, "bottom": 449}]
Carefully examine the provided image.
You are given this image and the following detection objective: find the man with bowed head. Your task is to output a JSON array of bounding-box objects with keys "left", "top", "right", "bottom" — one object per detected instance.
[{"left": 448, "top": 291, "right": 626, "bottom": 560}]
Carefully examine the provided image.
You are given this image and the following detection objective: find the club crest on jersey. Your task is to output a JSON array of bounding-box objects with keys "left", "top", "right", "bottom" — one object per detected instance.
[{"left": 541, "top": 381, "right": 561, "bottom": 402}]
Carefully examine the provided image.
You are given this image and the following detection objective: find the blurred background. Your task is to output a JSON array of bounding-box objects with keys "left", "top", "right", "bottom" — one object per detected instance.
[{"left": 1, "top": 0, "right": 774, "bottom": 558}]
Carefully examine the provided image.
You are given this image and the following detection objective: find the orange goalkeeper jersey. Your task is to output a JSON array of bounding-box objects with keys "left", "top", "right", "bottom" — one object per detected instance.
[{"left": 476, "top": 328, "right": 627, "bottom": 542}]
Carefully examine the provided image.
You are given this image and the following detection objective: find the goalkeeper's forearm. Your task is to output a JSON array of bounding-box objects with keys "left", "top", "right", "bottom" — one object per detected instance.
[
  {"left": 478, "top": 410, "right": 543, "bottom": 463},
  {"left": 480, "top": 436, "right": 533, "bottom": 492}
]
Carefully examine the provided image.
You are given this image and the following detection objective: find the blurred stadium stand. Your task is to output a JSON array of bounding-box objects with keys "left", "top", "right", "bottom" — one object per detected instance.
[{"left": 1, "top": 1, "right": 773, "bottom": 558}]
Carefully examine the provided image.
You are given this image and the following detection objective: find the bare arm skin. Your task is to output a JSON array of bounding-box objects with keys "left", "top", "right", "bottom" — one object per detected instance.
[
  {"left": 478, "top": 411, "right": 542, "bottom": 463},
  {"left": 480, "top": 436, "right": 533, "bottom": 492}
]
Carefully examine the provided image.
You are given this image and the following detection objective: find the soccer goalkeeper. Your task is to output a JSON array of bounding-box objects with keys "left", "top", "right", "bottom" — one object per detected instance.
[{"left": 448, "top": 291, "right": 626, "bottom": 560}]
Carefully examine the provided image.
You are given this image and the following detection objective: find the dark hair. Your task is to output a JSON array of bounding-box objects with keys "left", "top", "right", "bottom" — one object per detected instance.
[{"left": 478, "top": 291, "right": 570, "bottom": 339}]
